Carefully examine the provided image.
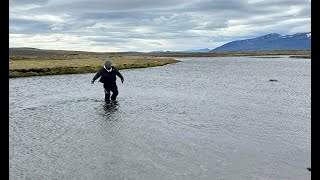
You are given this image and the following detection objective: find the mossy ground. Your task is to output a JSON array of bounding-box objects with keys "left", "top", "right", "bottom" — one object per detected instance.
[{"left": 9, "top": 55, "right": 179, "bottom": 78}]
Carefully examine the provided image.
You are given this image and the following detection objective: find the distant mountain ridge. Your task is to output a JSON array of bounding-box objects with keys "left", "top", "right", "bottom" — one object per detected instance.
[
  {"left": 182, "top": 48, "right": 211, "bottom": 52},
  {"left": 210, "top": 32, "right": 311, "bottom": 52}
]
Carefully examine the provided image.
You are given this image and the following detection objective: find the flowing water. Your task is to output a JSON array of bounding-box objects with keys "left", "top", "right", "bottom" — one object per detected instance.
[{"left": 9, "top": 56, "right": 311, "bottom": 179}]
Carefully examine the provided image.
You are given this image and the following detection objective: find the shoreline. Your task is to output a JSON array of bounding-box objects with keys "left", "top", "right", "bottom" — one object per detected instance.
[
  {"left": 9, "top": 50, "right": 310, "bottom": 78},
  {"left": 9, "top": 56, "right": 180, "bottom": 78}
]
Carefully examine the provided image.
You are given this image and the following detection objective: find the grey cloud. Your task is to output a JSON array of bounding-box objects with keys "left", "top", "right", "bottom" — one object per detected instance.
[
  {"left": 297, "top": 6, "right": 311, "bottom": 17},
  {"left": 184, "top": 0, "right": 248, "bottom": 12},
  {"left": 86, "top": 36, "right": 129, "bottom": 43},
  {"left": 78, "top": 12, "right": 150, "bottom": 20},
  {"left": 32, "top": 0, "right": 190, "bottom": 13},
  {"left": 150, "top": 42, "right": 162, "bottom": 45},
  {"left": 246, "top": 0, "right": 310, "bottom": 15},
  {"left": 9, "top": 0, "right": 311, "bottom": 51},
  {"left": 90, "top": 42, "right": 114, "bottom": 46},
  {"left": 9, "top": 19, "right": 54, "bottom": 34},
  {"left": 10, "top": 0, "right": 48, "bottom": 5},
  {"left": 67, "top": 12, "right": 210, "bottom": 36},
  {"left": 250, "top": 0, "right": 310, "bottom": 6},
  {"left": 184, "top": 0, "right": 310, "bottom": 20}
]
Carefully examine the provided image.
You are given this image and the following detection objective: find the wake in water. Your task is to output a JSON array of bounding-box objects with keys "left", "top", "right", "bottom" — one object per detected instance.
[{"left": 97, "top": 100, "right": 119, "bottom": 117}]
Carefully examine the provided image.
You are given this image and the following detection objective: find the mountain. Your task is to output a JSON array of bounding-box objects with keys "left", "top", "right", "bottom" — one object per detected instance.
[
  {"left": 10, "top": 47, "right": 66, "bottom": 56},
  {"left": 210, "top": 32, "right": 311, "bottom": 52},
  {"left": 183, "top": 48, "right": 212, "bottom": 52}
]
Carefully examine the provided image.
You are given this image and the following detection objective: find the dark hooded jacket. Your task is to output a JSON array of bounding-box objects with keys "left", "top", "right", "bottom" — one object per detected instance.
[{"left": 92, "top": 66, "right": 124, "bottom": 86}]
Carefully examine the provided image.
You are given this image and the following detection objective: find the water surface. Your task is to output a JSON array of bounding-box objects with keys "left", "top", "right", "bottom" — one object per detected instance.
[{"left": 9, "top": 56, "right": 311, "bottom": 179}]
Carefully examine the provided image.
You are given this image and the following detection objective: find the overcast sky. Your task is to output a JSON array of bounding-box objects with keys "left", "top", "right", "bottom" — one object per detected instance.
[{"left": 9, "top": 0, "right": 311, "bottom": 52}]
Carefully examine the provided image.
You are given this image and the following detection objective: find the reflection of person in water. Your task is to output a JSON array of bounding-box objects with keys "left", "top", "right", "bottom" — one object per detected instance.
[
  {"left": 91, "top": 61, "right": 124, "bottom": 102},
  {"left": 98, "top": 101, "right": 119, "bottom": 119},
  {"left": 103, "top": 100, "right": 119, "bottom": 115}
]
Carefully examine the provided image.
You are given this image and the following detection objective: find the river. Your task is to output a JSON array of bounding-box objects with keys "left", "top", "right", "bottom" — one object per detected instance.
[{"left": 9, "top": 56, "right": 311, "bottom": 179}]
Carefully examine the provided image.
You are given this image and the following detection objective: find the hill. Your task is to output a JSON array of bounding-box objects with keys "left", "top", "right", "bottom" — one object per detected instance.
[{"left": 210, "top": 32, "right": 311, "bottom": 52}]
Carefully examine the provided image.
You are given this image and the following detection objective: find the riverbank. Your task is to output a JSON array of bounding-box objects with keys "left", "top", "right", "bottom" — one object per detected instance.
[
  {"left": 9, "top": 48, "right": 310, "bottom": 78},
  {"left": 9, "top": 56, "right": 180, "bottom": 78}
]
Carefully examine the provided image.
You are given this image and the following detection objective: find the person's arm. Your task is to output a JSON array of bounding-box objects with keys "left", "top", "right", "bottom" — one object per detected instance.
[
  {"left": 91, "top": 68, "right": 103, "bottom": 83},
  {"left": 114, "top": 67, "right": 124, "bottom": 83}
]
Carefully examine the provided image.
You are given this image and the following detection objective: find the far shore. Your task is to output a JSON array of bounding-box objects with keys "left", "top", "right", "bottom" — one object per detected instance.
[{"left": 9, "top": 49, "right": 310, "bottom": 78}]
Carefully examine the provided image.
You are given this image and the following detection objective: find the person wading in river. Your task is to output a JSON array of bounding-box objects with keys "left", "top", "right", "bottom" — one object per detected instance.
[{"left": 91, "top": 60, "right": 124, "bottom": 102}]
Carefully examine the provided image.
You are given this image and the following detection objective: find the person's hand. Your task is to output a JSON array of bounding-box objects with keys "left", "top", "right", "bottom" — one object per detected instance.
[
  {"left": 121, "top": 79, "right": 124, "bottom": 83},
  {"left": 91, "top": 80, "right": 94, "bottom": 84}
]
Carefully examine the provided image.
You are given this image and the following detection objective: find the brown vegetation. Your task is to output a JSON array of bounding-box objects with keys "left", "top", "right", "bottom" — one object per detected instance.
[{"left": 9, "top": 48, "right": 310, "bottom": 78}]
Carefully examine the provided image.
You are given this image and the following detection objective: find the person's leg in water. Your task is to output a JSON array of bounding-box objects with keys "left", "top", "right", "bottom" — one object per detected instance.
[
  {"left": 103, "top": 84, "right": 111, "bottom": 102},
  {"left": 110, "top": 85, "right": 119, "bottom": 101}
]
